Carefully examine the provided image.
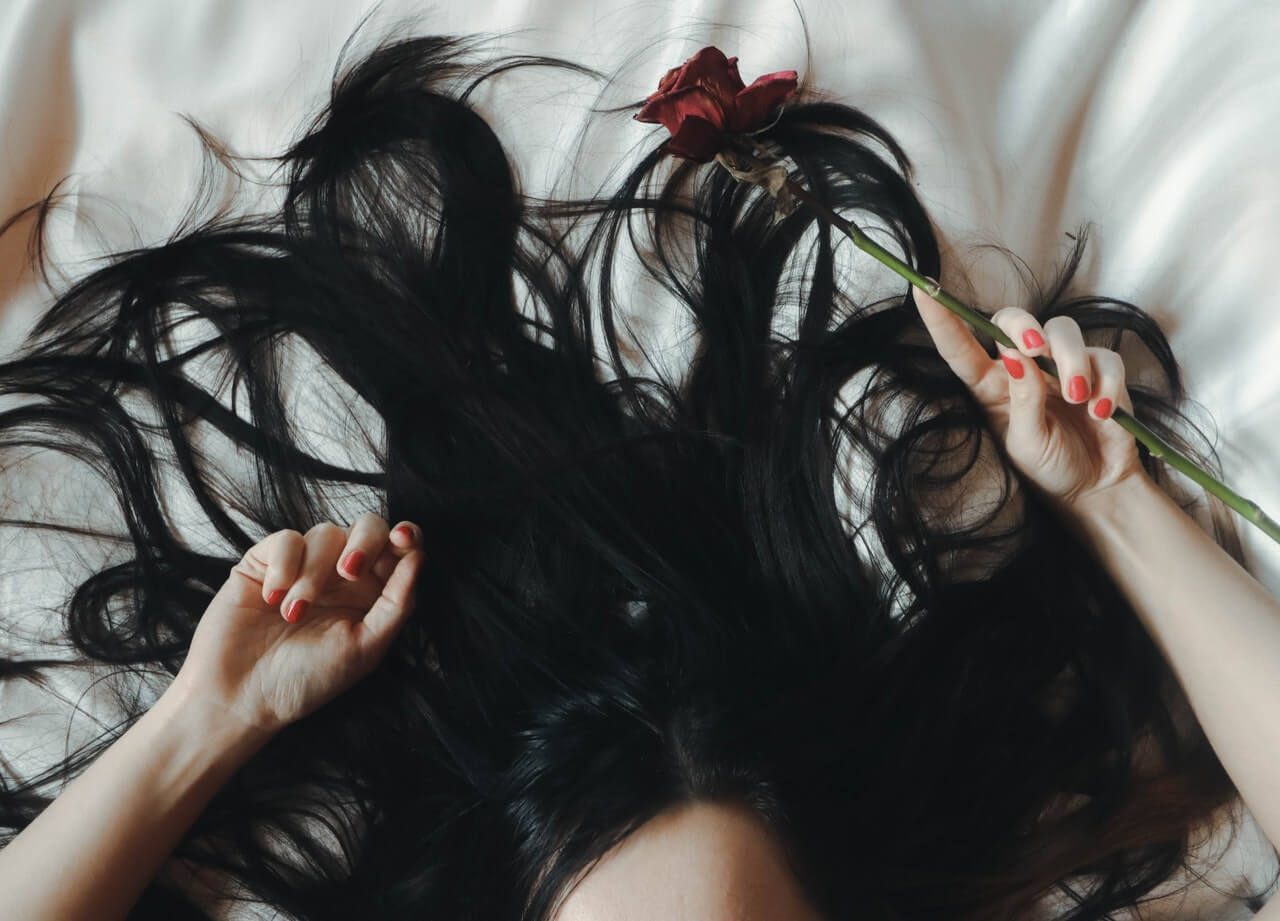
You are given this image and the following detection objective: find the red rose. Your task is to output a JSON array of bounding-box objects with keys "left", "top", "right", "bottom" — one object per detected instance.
[{"left": 634, "top": 46, "right": 799, "bottom": 162}]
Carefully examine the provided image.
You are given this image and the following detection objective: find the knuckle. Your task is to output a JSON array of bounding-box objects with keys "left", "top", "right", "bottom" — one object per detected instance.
[
  {"left": 1042, "top": 315, "right": 1069, "bottom": 335},
  {"left": 991, "top": 307, "right": 1022, "bottom": 328},
  {"left": 308, "top": 521, "right": 346, "bottom": 541},
  {"left": 352, "top": 511, "right": 386, "bottom": 531},
  {"left": 240, "top": 545, "right": 269, "bottom": 571},
  {"left": 1088, "top": 347, "right": 1123, "bottom": 380},
  {"left": 1009, "top": 383, "right": 1036, "bottom": 403},
  {"left": 351, "top": 517, "right": 390, "bottom": 546}
]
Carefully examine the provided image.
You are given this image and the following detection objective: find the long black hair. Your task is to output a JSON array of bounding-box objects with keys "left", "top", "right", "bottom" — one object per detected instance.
[{"left": 0, "top": 24, "right": 1274, "bottom": 921}]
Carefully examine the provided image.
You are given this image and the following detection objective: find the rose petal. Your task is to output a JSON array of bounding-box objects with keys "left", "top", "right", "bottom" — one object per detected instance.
[
  {"left": 729, "top": 70, "right": 799, "bottom": 133},
  {"left": 673, "top": 46, "right": 745, "bottom": 100},
  {"left": 654, "top": 63, "right": 683, "bottom": 97},
  {"left": 640, "top": 49, "right": 732, "bottom": 110},
  {"left": 661, "top": 115, "right": 725, "bottom": 162},
  {"left": 635, "top": 85, "right": 728, "bottom": 134}
]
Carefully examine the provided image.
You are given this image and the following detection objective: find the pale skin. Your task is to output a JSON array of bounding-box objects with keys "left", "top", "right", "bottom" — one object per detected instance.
[{"left": 2, "top": 292, "right": 1279, "bottom": 920}]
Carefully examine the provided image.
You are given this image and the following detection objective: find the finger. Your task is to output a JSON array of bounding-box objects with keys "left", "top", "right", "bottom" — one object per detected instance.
[
  {"left": 991, "top": 307, "right": 1048, "bottom": 357},
  {"left": 997, "top": 344, "right": 1050, "bottom": 454},
  {"left": 282, "top": 522, "right": 348, "bottom": 623},
  {"left": 1043, "top": 316, "right": 1090, "bottom": 405},
  {"left": 336, "top": 513, "right": 391, "bottom": 582},
  {"left": 262, "top": 530, "right": 305, "bottom": 608},
  {"left": 912, "top": 285, "right": 996, "bottom": 393},
  {"left": 371, "top": 520, "right": 423, "bottom": 583},
  {"left": 1085, "top": 347, "right": 1131, "bottom": 421},
  {"left": 357, "top": 549, "right": 425, "bottom": 663}
]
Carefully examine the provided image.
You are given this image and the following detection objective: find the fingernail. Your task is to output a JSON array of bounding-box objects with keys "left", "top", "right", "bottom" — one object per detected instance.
[
  {"left": 341, "top": 549, "right": 367, "bottom": 577},
  {"left": 1022, "top": 329, "right": 1044, "bottom": 349},
  {"left": 1093, "top": 398, "right": 1113, "bottom": 419},
  {"left": 285, "top": 599, "right": 309, "bottom": 623},
  {"left": 393, "top": 525, "right": 416, "bottom": 544},
  {"left": 1069, "top": 375, "right": 1089, "bottom": 402},
  {"left": 267, "top": 588, "right": 286, "bottom": 606},
  {"left": 1001, "top": 354, "right": 1024, "bottom": 380}
]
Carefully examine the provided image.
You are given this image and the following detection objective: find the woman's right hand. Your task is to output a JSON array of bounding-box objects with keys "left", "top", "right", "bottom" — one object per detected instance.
[
  {"left": 170, "top": 515, "right": 426, "bottom": 738},
  {"left": 911, "top": 287, "right": 1148, "bottom": 511},
  {"left": 0, "top": 515, "right": 426, "bottom": 921}
]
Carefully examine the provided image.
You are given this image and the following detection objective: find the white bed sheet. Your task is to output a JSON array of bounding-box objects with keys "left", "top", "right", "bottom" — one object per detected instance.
[{"left": 1, "top": 0, "right": 1278, "bottom": 917}]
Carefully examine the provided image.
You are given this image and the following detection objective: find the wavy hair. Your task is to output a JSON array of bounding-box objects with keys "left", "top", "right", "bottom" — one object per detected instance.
[{"left": 0, "top": 23, "right": 1274, "bottom": 921}]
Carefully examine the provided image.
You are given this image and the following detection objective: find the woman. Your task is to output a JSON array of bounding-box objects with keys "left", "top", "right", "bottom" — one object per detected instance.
[{"left": 0, "top": 31, "right": 1276, "bottom": 921}]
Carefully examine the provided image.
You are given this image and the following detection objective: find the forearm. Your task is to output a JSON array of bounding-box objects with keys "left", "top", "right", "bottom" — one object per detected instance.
[
  {"left": 1072, "top": 474, "right": 1280, "bottom": 850},
  {"left": 0, "top": 681, "right": 269, "bottom": 921}
]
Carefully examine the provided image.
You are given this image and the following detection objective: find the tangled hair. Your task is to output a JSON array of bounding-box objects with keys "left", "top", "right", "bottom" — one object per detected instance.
[{"left": 0, "top": 24, "right": 1275, "bottom": 921}]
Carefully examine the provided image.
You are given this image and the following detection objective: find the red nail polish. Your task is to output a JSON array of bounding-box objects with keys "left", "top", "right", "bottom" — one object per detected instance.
[
  {"left": 341, "top": 549, "right": 366, "bottom": 577},
  {"left": 1093, "top": 398, "right": 1113, "bottom": 419},
  {"left": 394, "top": 525, "right": 415, "bottom": 544},
  {"left": 267, "top": 588, "right": 286, "bottom": 606},
  {"left": 1001, "top": 354, "right": 1024, "bottom": 379},
  {"left": 1069, "top": 375, "right": 1089, "bottom": 402},
  {"left": 1022, "top": 329, "right": 1044, "bottom": 349},
  {"left": 285, "top": 599, "right": 309, "bottom": 623}
]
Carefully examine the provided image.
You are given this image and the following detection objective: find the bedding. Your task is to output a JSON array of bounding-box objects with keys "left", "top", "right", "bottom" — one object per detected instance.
[{"left": 1, "top": 0, "right": 1277, "bottom": 916}]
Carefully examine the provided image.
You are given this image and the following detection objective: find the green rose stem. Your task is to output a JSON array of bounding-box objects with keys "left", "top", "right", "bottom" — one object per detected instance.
[{"left": 714, "top": 140, "right": 1280, "bottom": 547}]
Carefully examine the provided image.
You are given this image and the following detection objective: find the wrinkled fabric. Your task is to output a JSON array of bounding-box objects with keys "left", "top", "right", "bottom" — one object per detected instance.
[{"left": 0, "top": 1, "right": 1277, "bottom": 918}]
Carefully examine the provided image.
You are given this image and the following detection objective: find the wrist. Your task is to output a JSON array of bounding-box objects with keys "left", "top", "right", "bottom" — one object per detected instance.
[
  {"left": 1065, "top": 472, "right": 1171, "bottom": 552},
  {"left": 154, "top": 679, "right": 276, "bottom": 767}
]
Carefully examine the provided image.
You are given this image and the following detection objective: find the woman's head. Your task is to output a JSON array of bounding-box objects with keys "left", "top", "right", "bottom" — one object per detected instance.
[
  {"left": 0, "top": 24, "right": 1266, "bottom": 921},
  {"left": 553, "top": 801, "right": 825, "bottom": 921}
]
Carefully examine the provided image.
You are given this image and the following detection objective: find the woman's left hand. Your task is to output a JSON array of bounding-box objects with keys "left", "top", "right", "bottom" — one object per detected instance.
[
  {"left": 171, "top": 515, "right": 425, "bottom": 738},
  {"left": 912, "top": 287, "right": 1146, "bottom": 512}
]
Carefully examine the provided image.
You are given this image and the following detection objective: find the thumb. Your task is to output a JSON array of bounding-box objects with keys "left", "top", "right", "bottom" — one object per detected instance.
[{"left": 997, "top": 345, "right": 1049, "bottom": 460}]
